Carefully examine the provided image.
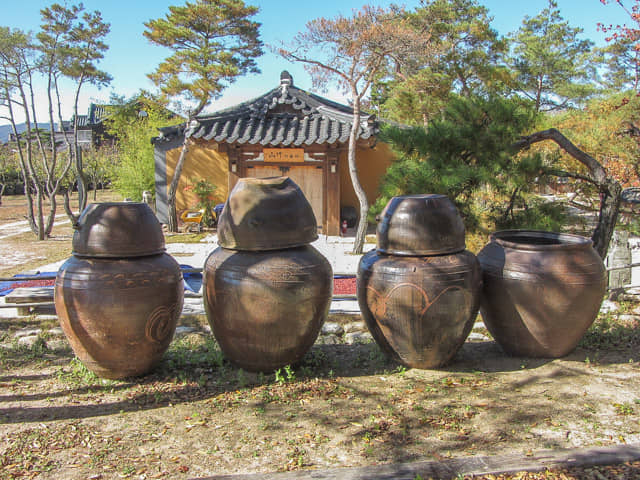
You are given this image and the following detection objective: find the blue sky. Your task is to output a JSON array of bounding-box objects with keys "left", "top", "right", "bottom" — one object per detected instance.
[{"left": 0, "top": 0, "right": 632, "bottom": 125}]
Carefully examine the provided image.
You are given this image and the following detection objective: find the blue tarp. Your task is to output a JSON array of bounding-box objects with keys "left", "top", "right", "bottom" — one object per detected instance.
[
  {"left": 181, "top": 265, "right": 203, "bottom": 293},
  {"left": 0, "top": 273, "right": 56, "bottom": 297},
  {"left": 0, "top": 267, "right": 203, "bottom": 296}
]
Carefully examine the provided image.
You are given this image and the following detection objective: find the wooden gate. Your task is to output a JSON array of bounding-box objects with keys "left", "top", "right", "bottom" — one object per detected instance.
[{"left": 245, "top": 164, "right": 324, "bottom": 230}]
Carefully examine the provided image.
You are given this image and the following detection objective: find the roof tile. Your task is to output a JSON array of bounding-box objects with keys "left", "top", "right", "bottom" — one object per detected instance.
[{"left": 159, "top": 73, "right": 378, "bottom": 146}]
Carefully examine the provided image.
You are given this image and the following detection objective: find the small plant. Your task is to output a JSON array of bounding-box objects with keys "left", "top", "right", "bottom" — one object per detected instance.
[
  {"left": 184, "top": 177, "right": 217, "bottom": 227},
  {"left": 395, "top": 365, "right": 407, "bottom": 376},
  {"left": 57, "top": 358, "right": 104, "bottom": 386},
  {"left": 275, "top": 365, "right": 296, "bottom": 385},
  {"left": 284, "top": 364, "right": 295, "bottom": 382},
  {"left": 121, "top": 465, "right": 136, "bottom": 476},
  {"left": 236, "top": 368, "right": 247, "bottom": 388},
  {"left": 613, "top": 402, "right": 635, "bottom": 415}
]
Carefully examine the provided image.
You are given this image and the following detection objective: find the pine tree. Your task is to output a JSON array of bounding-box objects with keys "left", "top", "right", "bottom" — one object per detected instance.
[{"left": 144, "top": 0, "right": 263, "bottom": 232}]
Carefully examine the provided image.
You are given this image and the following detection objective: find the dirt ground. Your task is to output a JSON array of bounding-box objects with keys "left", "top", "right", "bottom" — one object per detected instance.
[
  {"left": 0, "top": 192, "right": 124, "bottom": 277},
  {"left": 1, "top": 193, "right": 640, "bottom": 480}
]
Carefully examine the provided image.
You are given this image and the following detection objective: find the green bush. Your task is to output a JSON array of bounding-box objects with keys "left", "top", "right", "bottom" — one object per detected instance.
[{"left": 376, "top": 94, "right": 566, "bottom": 233}]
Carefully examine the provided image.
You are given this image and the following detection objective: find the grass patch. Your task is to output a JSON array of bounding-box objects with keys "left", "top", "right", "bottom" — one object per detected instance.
[
  {"left": 165, "top": 232, "right": 209, "bottom": 244},
  {"left": 159, "top": 335, "right": 226, "bottom": 384},
  {"left": 56, "top": 357, "right": 115, "bottom": 387},
  {"left": 579, "top": 311, "right": 640, "bottom": 351}
]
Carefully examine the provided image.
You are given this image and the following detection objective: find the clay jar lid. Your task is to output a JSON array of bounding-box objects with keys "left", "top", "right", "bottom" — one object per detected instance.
[
  {"left": 376, "top": 194, "right": 466, "bottom": 256},
  {"left": 217, "top": 176, "right": 318, "bottom": 251},
  {"left": 72, "top": 202, "right": 165, "bottom": 258}
]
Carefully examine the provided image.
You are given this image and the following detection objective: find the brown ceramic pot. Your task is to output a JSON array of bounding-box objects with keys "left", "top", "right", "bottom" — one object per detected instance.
[
  {"left": 72, "top": 202, "right": 165, "bottom": 258},
  {"left": 376, "top": 194, "right": 466, "bottom": 256},
  {"left": 203, "top": 245, "right": 332, "bottom": 372},
  {"left": 216, "top": 177, "right": 318, "bottom": 251},
  {"left": 55, "top": 254, "right": 183, "bottom": 379},
  {"left": 477, "top": 230, "right": 606, "bottom": 357},
  {"left": 357, "top": 250, "right": 481, "bottom": 369}
]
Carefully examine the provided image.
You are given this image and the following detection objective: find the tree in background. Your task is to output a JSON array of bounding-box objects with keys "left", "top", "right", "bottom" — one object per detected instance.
[
  {"left": 38, "top": 3, "right": 111, "bottom": 220},
  {"left": 105, "top": 93, "right": 179, "bottom": 201},
  {"left": 378, "top": 94, "right": 622, "bottom": 257},
  {"left": 598, "top": 0, "right": 640, "bottom": 93},
  {"left": 376, "top": 95, "right": 550, "bottom": 236},
  {"left": 280, "top": 5, "right": 437, "bottom": 253},
  {"left": 375, "top": 0, "right": 509, "bottom": 126},
  {"left": 82, "top": 144, "right": 116, "bottom": 201},
  {"left": 597, "top": 35, "right": 640, "bottom": 92},
  {"left": 0, "top": 3, "right": 110, "bottom": 240},
  {"left": 507, "top": 0, "right": 598, "bottom": 112},
  {"left": 543, "top": 92, "right": 640, "bottom": 188},
  {"left": 144, "top": 0, "right": 263, "bottom": 232},
  {"left": 0, "top": 143, "right": 22, "bottom": 204}
]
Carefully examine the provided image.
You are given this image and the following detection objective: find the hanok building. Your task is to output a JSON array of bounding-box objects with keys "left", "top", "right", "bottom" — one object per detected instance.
[{"left": 153, "top": 71, "right": 395, "bottom": 235}]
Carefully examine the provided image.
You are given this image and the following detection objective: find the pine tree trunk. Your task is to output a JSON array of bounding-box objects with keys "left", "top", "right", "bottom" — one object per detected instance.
[
  {"left": 513, "top": 128, "right": 621, "bottom": 259},
  {"left": 76, "top": 145, "right": 88, "bottom": 214},
  {"left": 349, "top": 99, "right": 369, "bottom": 255},
  {"left": 166, "top": 137, "right": 190, "bottom": 233},
  {"left": 592, "top": 179, "right": 622, "bottom": 259}
]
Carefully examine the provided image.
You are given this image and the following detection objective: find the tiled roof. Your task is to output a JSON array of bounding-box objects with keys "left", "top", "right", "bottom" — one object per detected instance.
[
  {"left": 69, "top": 104, "right": 106, "bottom": 129},
  {"left": 156, "top": 71, "right": 378, "bottom": 146}
]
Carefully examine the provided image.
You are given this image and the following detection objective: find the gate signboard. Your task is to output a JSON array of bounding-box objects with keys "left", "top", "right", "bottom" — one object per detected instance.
[{"left": 263, "top": 148, "right": 304, "bottom": 163}]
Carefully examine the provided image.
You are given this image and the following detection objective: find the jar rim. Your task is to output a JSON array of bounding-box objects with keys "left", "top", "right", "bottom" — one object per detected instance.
[{"left": 490, "top": 230, "right": 592, "bottom": 251}]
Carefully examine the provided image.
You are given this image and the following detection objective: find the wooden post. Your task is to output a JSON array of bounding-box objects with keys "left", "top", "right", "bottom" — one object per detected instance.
[
  {"left": 326, "top": 148, "right": 341, "bottom": 236},
  {"left": 607, "top": 230, "right": 631, "bottom": 291},
  {"left": 227, "top": 146, "right": 241, "bottom": 194}
]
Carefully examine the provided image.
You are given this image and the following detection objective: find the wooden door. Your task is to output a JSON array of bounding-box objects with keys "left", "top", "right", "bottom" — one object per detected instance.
[{"left": 245, "top": 164, "right": 324, "bottom": 229}]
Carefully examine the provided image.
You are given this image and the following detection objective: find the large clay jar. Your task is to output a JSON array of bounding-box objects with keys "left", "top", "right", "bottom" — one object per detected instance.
[
  {"left": 376, "top": 194, "right": 465, "bottom": 256},
  {"left": 216, "top": 176, "right": 318, "bottom": 251},
  {"left": 55, "top": 202, "right": 183, "bottom": 379},
  {"left": 477, "top": 230, "right": 606, "bottom": 357},
  {"left": 72, "top": 202, "right": 165, "bottom": 258},
  {"left": 203, "top": 246, "right": 332, "bottom": 372},
  {"left": 359, "top": 251, "right": 481, "bottom": 369},
  {"left": 205, "top": 176, "right": 332, "bottom": 372},
  {"left": 55, "top": 255, "right": 183, "bottom": 378},
  {"left": 358, "top": 194, "right": 481, "bottom": 369}
]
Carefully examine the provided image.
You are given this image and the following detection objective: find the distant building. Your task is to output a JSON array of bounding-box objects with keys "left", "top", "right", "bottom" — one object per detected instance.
[{"left": 55, "top": 103, "right": 112, "bottom": 148}]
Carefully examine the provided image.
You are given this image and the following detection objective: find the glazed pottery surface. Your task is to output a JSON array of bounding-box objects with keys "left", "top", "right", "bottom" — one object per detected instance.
[
  {"left": 72, "top": 202, "right": 165, "bottom": 258},
  {"left": 203, "top": 245, "right": 332, "bottom": 372},
  {"left": 216, "top": 176, "right": 318, "bottom": 251},
  {"left": 55, "top": 253, "right": 183, "bottom": 378},
  {"left": 376, "top": 194, "right": 466, "bottom": 256},
  {"left": 357, "top": 249, "right": 481, "bottom": 369},
  {"left": 478, "top": 230, "right": 606, "bottom": 358}
]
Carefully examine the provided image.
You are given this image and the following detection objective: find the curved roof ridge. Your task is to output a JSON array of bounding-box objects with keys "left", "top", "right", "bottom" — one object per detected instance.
[{"left": 155, "top": 72, "right": 378, "bottom": 146}]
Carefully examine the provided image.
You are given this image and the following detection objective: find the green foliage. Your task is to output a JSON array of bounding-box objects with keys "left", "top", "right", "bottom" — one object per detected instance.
[
  {"left": 184, "top": 177, "right": 217, "bottom": 227},
  {"left": 0, "top": 145, "right": 23, "bottom": 196},
  {"left": 598, "top": 0, "right": 640, "bottom": 93},
  {"left": 507, "top": 0, "right": 598, "bottom": 111},
  {"left": 38, "top": 3, "right": 111, "bottom": 89},
  {"left": 105, "top": 93, "right": 179, "bottom": 201},
  {"left": 596, "top": 36, "right": 640, "bottom": 92},
  {"left": 547, "top": 91, "right": 640, "bottom": 188},
  {"left": 82, "top": 146, "right": 117, "bottom": 199},
  {"left": 144, "top": 0, "right": 263, "bottom": 116},
  {"left": 57, "top": 357, "right": 103, "bottom": 386},
  {"left": 579, "top": 312, "right": 640, "bottom": 351},
  {"left": 274, "top": 365, "right": 296, "bottom": 385},
  {"left": 163, "top": 335, "right": 225, "bottom": 371},
  {"left": 376, "top": 0, "right": 509, "bottom": 125},
  {"left": 376, "top": 95, "right": 566, "bottom": 233},
  {"left": 0, "top": 3, "right": 111, "bottom": 237}
]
